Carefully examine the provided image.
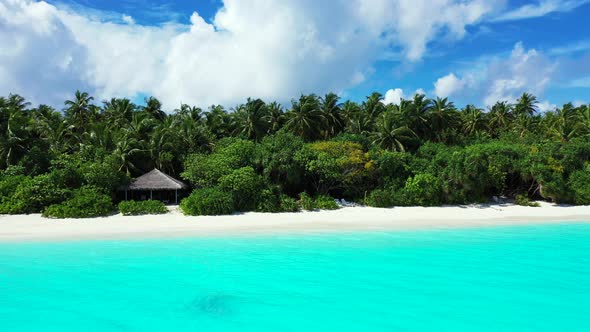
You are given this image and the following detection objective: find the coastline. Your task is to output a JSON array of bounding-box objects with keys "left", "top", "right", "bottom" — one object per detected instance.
[{"left": 1, "top": 202, "right": 590, "bottom": 243}]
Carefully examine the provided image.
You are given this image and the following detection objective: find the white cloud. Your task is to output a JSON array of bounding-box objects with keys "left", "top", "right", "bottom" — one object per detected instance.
[
  {"left": 537, "top": 100, "right": 557, "bottom": 112},
  {"left": 483, "top": 42, "right": 556, "bottom": 105},
  {"left": 433, "top": 42, "right": 557, "bottom": 106},
  {"left": 0, "top": 0, "right": 498, "bottom": 109},
  {"left": 382, "top": 88, "right": 405, "bottom": 105},
  {"left": 0, "top": 0, "right": 92, "bottom": 106},
  {"left": 434, "top": 73, "right": 466, "bottom": 98},
  {"left": 382, "top": 87, "right": 427, "bottom": 105},
  {"left": 121, "top": 14, "right": 135, "bottom": 25},
  {"left": 494, "top": 0, "right": 590, "bottom": 22}
]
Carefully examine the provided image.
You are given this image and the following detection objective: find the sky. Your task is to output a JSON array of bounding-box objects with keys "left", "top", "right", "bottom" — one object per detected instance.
[{"left": 1, "top": 0, "right": 590, "bottom": 112}]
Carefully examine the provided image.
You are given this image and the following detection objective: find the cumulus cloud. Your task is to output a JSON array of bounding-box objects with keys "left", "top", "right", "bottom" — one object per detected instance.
[
  {"left": 434, "top": 73, "right": 466, "bottom": 98},
  {"left": 0, "top": 0, "right": 499, "bottom": 109},
  {"left": 537, "top": 100, "right": 557, "bottom": 112},
  {"left": 382, "top": 87, "right": 426, "bottom": 105},
  {"left": 433, "top": 42, "right": 556, "bottom": 106},
  {"left": 382, "top": 88, "right": 405, "bottom": 105},
  {"left": 494, "top": 0, "right": 589, "bottom": 22},
  {"left": 0, "top": 0, "right": 92, "bottom": 106},
  {"left": 121, "top": 14, "right": 135, "bottom": 25}
]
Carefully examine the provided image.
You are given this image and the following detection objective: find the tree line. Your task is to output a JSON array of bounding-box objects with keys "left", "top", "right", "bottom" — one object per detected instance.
[{"left": 1, "top": 91, "right": 590, "bottom": 217}]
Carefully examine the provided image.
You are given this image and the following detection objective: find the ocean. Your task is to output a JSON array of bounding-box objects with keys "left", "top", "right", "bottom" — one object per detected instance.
[{"left": 1, "top": 223, "right": 589, "bottom": 331}]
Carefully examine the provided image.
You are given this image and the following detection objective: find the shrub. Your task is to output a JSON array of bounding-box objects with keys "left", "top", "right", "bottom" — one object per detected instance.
[
  {"left": 400, "top": 173, "right": 442, "bottom": 206},
  {"left": 218, "top": 167, "right": 263, "bottom": 211},
  {"left": 43, "top": 187, "right": 114, "bottom": 218},
  {"left": 10, "top": 174, "right": 72, "bottom": 214},
  {"left": 256, "top": 189, "right": 281, "bottom": 213},
  {"left": 118, "top": 200, "right": 168, "bottom": 216},
  {"left": 365, "top": 188, "right": 396, "bottom": 208},
  {"left": 515, "top": 194, "right": 540, "bottom": 207},
  {"left": 180, "top": 188, "right": 234, "bottom": 216},
  {"left": 314, "top": 195, "right": 340, "bottom": 210},
  {"left": 299, "top": 192, "right": 315, "bottom": 211},
  {"left": 568, "top": 166, "right": 590, "bottom": 205},
  {"left": 298, "top": 193, "right": 340, "bottom": 211},
  {"left": 279, "top": 195, "right": 300, "bottom": 212}
]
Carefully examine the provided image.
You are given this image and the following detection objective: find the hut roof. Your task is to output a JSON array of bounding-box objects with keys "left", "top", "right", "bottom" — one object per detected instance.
[{"left": 123, "top": 169, "right": 188, "bottom": 191}]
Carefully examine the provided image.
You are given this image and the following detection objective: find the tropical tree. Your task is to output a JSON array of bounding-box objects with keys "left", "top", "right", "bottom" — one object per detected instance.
[
  {"left": 461, "top": 105, "right": 488, "bottom": 137},
  {"left": 232, "top": 98, "right": 269, "bottom": 141},
  {"left": 319, "top": 93, "right": 343, "bottom": 139},
  {"left": 371, "top": 112, "right": 416, "bottom": 152},
  {"left": 284, "top": 94, "right": 323, "bottom": 141},
  {"left": 429, "top": 97, "right": 459, "bottom": 142},
  {"left": 64, "top": 90, "right": 94, "bottom": 130}
]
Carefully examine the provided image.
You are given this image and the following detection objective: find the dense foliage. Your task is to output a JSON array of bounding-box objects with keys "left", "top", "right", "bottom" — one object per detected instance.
[
  {"left": 43, "top": 187, "right": 114, "bottom": 218},
  {"left": 118, "top": 200, "right": 168, "bottom": 216},
  {"left": 180, "top": 188, "right": 234, "bottom": 216},
  {"left": 1, "top": 91, "right": 590, "bottom": 217}
]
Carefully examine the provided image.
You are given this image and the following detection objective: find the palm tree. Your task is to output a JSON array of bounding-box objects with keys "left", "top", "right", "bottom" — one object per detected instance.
[
  {"left": 341, "top": 100, "right": 361, "bottom": 133},
  {"left": 514, "top": 93, "right": 538, "bottom": 117},
  {"left": 461, "top": 105, "right": 488, "bottom": 137},
  {"left": 232, "top": 98, "right": 269, "bottom": 141},
  {"left": 31, "top": 105, "right": 73, "bottom": 155},
  {"left": 175, "top": 104, "right": 203, "bottom": 122},
  {"left": 206, "top": 105, "right": 232, "bottom": 138},
  {"left": 488, "top": 101, "right": 514, "bottom": 136},
  {"left": 284, "top": 94, "right": 323, "bottom": 141},
  {"left": 142, "top": 96, "right": 166, "bottom": 121},
  {"left": 319, "top": 93, "right": 343, "bottom": 139},
  {"left": 148, "top": 118, "right": 176, "bottom": 172},
  {"left": 64, "top": 91, "right": 94, "bottom": 130},
  {"left": 576, "top": 104, "right": 590, "bottom": 138},
  {"left": 112, "top": 132, "right": 143, "bottom": 176},
  {"left": 0, "top": 94, "right": 31, "bottom": 167},
  {"left": 371, "top": 112, "right": 416, "bottom": 152},
  {"left": 543, "top": 103, "right": 578, "bottom": 142},
  {"left": 265, "top": 102, "right": 285, "bottom": 134},
  {"left": 429, "top": 97, "right": 459, "bottom": 142},
  {"left": 103, "top": 98, "right": 136, "bottom": 126}
]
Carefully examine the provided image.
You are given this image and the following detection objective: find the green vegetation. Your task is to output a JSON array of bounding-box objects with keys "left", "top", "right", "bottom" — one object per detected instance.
[
  {"left": 515, "top": 194, "right": 540, "bottom": 207},
  {"left": 43, "top": 187, "right": 114, "bottom": 218},
  {"left": 1, "top": 91, "right": 590, "bottom": 218},
  {"left": 118, "top": 200, "right": 168, "bottom": 216},
  {"left": 180, "top": 188, "right": 234, "bottom": 216}
]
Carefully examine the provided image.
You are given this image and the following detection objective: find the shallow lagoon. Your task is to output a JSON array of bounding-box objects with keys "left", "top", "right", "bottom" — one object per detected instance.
[{"left": 1, "top": 223, "right": 589, "bottom": 331}]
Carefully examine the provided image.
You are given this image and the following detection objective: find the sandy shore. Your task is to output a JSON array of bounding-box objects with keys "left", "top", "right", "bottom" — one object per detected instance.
[{"left": 1, "top": 202, "right": 590, "bottom": 242}]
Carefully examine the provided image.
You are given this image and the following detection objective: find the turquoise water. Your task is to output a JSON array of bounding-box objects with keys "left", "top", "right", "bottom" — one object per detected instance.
[{"left": 1, "top": 223, "right": 590, "bottom": 331}]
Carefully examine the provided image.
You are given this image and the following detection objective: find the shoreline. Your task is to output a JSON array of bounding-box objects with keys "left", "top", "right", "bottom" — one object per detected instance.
[{"left": 1, "top": 202, "right": 590, "bottom": 243}]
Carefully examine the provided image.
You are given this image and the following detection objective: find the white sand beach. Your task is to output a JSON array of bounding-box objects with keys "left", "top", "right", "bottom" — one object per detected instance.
[{"left": 1, "top": 202, "right": 590, "bottom": 242}]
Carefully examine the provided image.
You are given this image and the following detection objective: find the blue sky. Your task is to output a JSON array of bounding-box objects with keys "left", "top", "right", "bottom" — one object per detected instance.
[{"left": 2, "top": 0, "right": 590, "bottom": 110}]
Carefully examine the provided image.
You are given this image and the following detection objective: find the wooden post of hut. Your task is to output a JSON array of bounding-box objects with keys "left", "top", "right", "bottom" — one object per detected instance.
[{"left": 119, "top": 169, "right": 188, "bottom": 205}]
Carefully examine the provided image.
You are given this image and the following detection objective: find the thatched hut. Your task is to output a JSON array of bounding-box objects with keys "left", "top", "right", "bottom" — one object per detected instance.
[{"left": 120, "top": 169, "right": 188, "bottom": 204}]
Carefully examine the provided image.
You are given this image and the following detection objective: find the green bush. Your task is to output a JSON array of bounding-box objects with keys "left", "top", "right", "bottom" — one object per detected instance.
[
  {"left": 365, "top": 188, "right": 396, "bottom": 208},
  {"left": 515, "top": 194, "right": 540, "bottom": 207},
  {"left": 299, "top": 192, "right": 315, "bottom": 211},
  {"left": 314, "top": 195, "right": 340, "bottom": 210},
  {"left": 9, "top": 174, "right": 72, "bottom": 214},
  {"left": 568, "top": 166, "right": 590, "bottom": 205},
  {"left": 279, "top": 195, "right": 300, "bottom": 212},
  {"left": 218, "top": 166, "right": 263, "bottom": 211},
  {"left": 180, "top": 188, "right": 234, "bottom": 216},
  {"left": 256, "top": 189, "right": 281, "bottom": 213},
  {"left": 400, "top": 173, "right": 442, "bottom": 206},
  {"left": 43, "top": 187, "right": 114, "bottom": 218},
  {"left": 118, "top": 200, "right": 168, "bottom": 216},
  {"left": 298, "top": 193, "right": 339, "bottom": 210}
]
